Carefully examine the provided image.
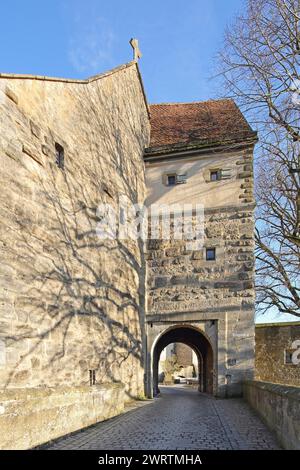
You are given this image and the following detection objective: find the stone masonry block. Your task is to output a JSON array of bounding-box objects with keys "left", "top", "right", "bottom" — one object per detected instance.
[
  {"left": 30, "top": 120, "right": 41, "bottom": 139},
  {"left": 5, "top": 87, "right": 18, "bottom": 104},
  {"left": 238, "top": 171, "right": 253, "bottom": 179},
  {"left": 22, "top": 143, "right": 44, "bottom": 166},
  {"left": 192, "top": 250, "right": 203, "bottom": 260}
]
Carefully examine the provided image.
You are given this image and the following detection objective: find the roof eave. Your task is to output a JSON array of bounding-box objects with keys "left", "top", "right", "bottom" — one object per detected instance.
[{"left": 144, "top": 132, "right": 258, "bottom": 161}]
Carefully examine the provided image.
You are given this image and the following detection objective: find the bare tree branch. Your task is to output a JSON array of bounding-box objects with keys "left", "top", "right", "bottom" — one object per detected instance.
[{"left": 218, "top": 0, "right": 300, "bottom": 318}]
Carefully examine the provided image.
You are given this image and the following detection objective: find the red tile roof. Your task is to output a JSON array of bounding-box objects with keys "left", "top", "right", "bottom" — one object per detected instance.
[{"left": 148, "top": 99, "right": 256, "bottom": 152}]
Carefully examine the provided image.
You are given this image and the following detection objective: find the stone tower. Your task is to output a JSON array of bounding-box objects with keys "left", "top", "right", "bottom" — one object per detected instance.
[{"left": 144, "top": 100, "right": 257, "bottom": 397}]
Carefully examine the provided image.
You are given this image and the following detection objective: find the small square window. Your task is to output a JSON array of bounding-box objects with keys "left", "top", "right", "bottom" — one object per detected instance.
[
  {"left": 206, "top": 248, "right": 216, "bottom": 261},
  {"left": 210, "top": 170, "right": 220, "bottom": 181},
  {"left": 167, "top": 175, "right": 176, "bottom": 186},
  {"left": 55, "top": 143, "right": 64, "bottom": 169}
]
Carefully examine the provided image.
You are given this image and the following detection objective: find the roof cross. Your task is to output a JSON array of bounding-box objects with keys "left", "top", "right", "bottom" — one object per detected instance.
[{"left": 130, "top": 38, "right": 142, "bottom": 61}]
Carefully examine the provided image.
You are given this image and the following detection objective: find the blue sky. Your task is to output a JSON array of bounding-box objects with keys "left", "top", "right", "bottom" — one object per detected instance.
[{"left": 0, "top": 0, "right": 243, "bottom": 103}]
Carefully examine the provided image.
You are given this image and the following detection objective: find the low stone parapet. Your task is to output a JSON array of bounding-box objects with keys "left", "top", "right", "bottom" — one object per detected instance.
[
  {"left": 0, "top": 383, "right": 125, "bottom": 449},
  {"left": 243, "top": 380, "right": 300, "bottom": 449}
]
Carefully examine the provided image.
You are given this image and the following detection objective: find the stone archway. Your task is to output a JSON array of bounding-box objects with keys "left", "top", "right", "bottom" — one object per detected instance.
[{"left": 152, "top": 325, "right": 214, "bottom": 396}]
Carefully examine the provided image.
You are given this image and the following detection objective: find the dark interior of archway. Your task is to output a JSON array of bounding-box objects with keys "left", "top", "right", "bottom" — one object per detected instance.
[{"left": 153, "top": 327, "right": 213, "bottom": 396}]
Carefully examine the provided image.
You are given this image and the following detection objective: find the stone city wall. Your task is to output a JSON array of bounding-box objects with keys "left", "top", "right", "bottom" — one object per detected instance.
[
  {"left": 255, "top": 323, "right": 300, "bottom": 386},
  {"left": 0, "top": 63, "right": 150, "bottom": 448},
  {"left": 0, "top": 383, "right": 125, "bottom": 449},
  {"left": 243, "top": 380, "right": 300, "bottom": 449}
]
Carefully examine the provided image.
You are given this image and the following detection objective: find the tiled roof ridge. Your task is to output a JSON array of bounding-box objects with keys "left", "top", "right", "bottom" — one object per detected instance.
[{"left": 150, "top": 98, "right": 233, "bottom": 106}]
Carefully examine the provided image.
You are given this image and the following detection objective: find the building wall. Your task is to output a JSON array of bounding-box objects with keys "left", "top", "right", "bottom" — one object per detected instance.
[
  {"left": 174, "top": 343, "right": 193, "bottom": 367},
  {"left": 145, "top": 144, "right": 256, "bottom": 397},
  {"left": 255, "top": 323, "right": 300, "bottom": 386},
  {"left": 145, "top": 149, "right": 252, "bottom": 208},
  {"left": 158, "top": 343, "right": 173, "bottom": 374},
  {"left": 0, "top": 63, "right": 150, "bottom": 402}
]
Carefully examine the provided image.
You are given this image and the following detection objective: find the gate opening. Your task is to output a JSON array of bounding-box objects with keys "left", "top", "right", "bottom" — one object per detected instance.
[{"left": 153, "top": 326, "right": 214, "bottom": 396}]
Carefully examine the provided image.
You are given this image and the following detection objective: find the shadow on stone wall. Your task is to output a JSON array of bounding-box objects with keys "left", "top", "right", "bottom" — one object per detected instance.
[{"left": 1, "top": 76, "right": 148, "bottom": 399}]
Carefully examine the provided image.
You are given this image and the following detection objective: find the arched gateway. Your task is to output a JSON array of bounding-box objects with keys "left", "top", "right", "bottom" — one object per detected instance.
[{"left": 152, "top": 325, "right": 214, "bottom": 396}]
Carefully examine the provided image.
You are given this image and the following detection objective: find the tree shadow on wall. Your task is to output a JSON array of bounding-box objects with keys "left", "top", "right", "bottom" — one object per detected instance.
[{"left": 4, "top": 79, "right": 148, "bottom": 399}]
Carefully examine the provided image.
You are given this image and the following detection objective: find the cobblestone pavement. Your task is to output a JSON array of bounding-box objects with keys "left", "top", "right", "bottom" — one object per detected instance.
[{"left": 44, "top": 386, "right": 280, "bottom": 450}]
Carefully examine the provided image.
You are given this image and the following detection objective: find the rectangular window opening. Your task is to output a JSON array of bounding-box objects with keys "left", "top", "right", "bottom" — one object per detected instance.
[
  {"left": 55, "top": 142, "right": 64, "bottom": 169},
  {"left": 89, "top": 369, "right": 96, "bottom": 386},
  {"left": 167, "top": 175, "right": 176, "bottom": 186},
  {"left": 206, "top": 248, "right": 216, "bottom": 261},
  {"left": 210, "top": 170, "right": 220, "bottom": 181}
]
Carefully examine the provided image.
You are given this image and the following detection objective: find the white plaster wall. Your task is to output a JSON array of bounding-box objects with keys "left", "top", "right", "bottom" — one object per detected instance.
[{"left": 145, "top": 151, "right": 244, "bottom": 209}]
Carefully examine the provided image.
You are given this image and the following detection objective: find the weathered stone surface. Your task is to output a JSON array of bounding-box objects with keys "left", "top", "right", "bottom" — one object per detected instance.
[
  {"left": 0, "top": 383, "right": 125, "bottom": 450},
  {"left": 154, "top": 277, "right": 169, "bottom": 288},
  {"left": 238, "top": 272, "right": 251, "bottom": 280},
  {"left": 236, "top": 253, "right": 253, "bottom": 261},
  {"left": 22, "top": 142, "right": 44, "bottom": 166},
  {"left": 0, "top": 63, "right": 149, "bottom": 408},
  {"left": 255, "top": 323, "right": 300, "bottom": 386},
  {"left": 5, "top": 86, "right": 18, "bottom": 104},
  {"left": 165, "top": 247, "right": 182, "bottom": 257},
  {"left": 243, "top": 164, "right": 252, "bottom": 172},
  {"left": 238, "top": 171, "right": 253, "bottom": 179},
  {"left": 192, "top": 250, "right": 203, "bottom": 260},
  {"left": 30, "top": 120, "right": 41, "bottom": 138},
  {"left": 41, "top": 144, "right": 50, "bottom": 156},
  {"left": 244, "top": 380, "right": 300, "bottom": 450}
]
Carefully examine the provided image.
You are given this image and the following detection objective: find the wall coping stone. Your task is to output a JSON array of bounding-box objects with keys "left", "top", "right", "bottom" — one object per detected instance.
[
  {"left": 244, "top": 380, "right": 300, "bottom": 399},
  {"left": 0, "top": 61, "right": 150, "bottom": 119},
  {"left": 255, "top": 321, "right": 300, "bottom": 328}
]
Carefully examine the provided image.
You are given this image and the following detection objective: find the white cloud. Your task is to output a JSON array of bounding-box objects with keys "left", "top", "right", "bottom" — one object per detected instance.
[{"left": 68, "top": 17, "right": 116, "bottom": 74}]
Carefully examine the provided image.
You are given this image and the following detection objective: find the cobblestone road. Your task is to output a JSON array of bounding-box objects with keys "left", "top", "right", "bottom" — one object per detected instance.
[{"left": 44, "top": 386, "right": 280, "bottom": 450}]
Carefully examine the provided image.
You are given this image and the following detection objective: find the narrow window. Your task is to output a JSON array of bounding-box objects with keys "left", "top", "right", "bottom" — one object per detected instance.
[
  {"left": 210, "top": 170, "right": 220, "bottom": 181},
  {"left": 89, "top": 369, "right": 96, "bottom": 385},
  {"left": 167, "top": 175, "right": 176, "bottom": 186},
  {"left": 206, "top": 248, "right": 216, "bottom": 261},
  {"left": 55, "top": 143, "right": 64, "bottom": 169},
  {"left": 120, "top": 207, "right": 126, "bottom": 225}
]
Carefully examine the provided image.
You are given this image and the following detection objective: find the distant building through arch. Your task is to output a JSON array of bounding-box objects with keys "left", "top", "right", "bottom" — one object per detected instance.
[{"left": 152, "top": 325, "right": 214, "bottom": 395}]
